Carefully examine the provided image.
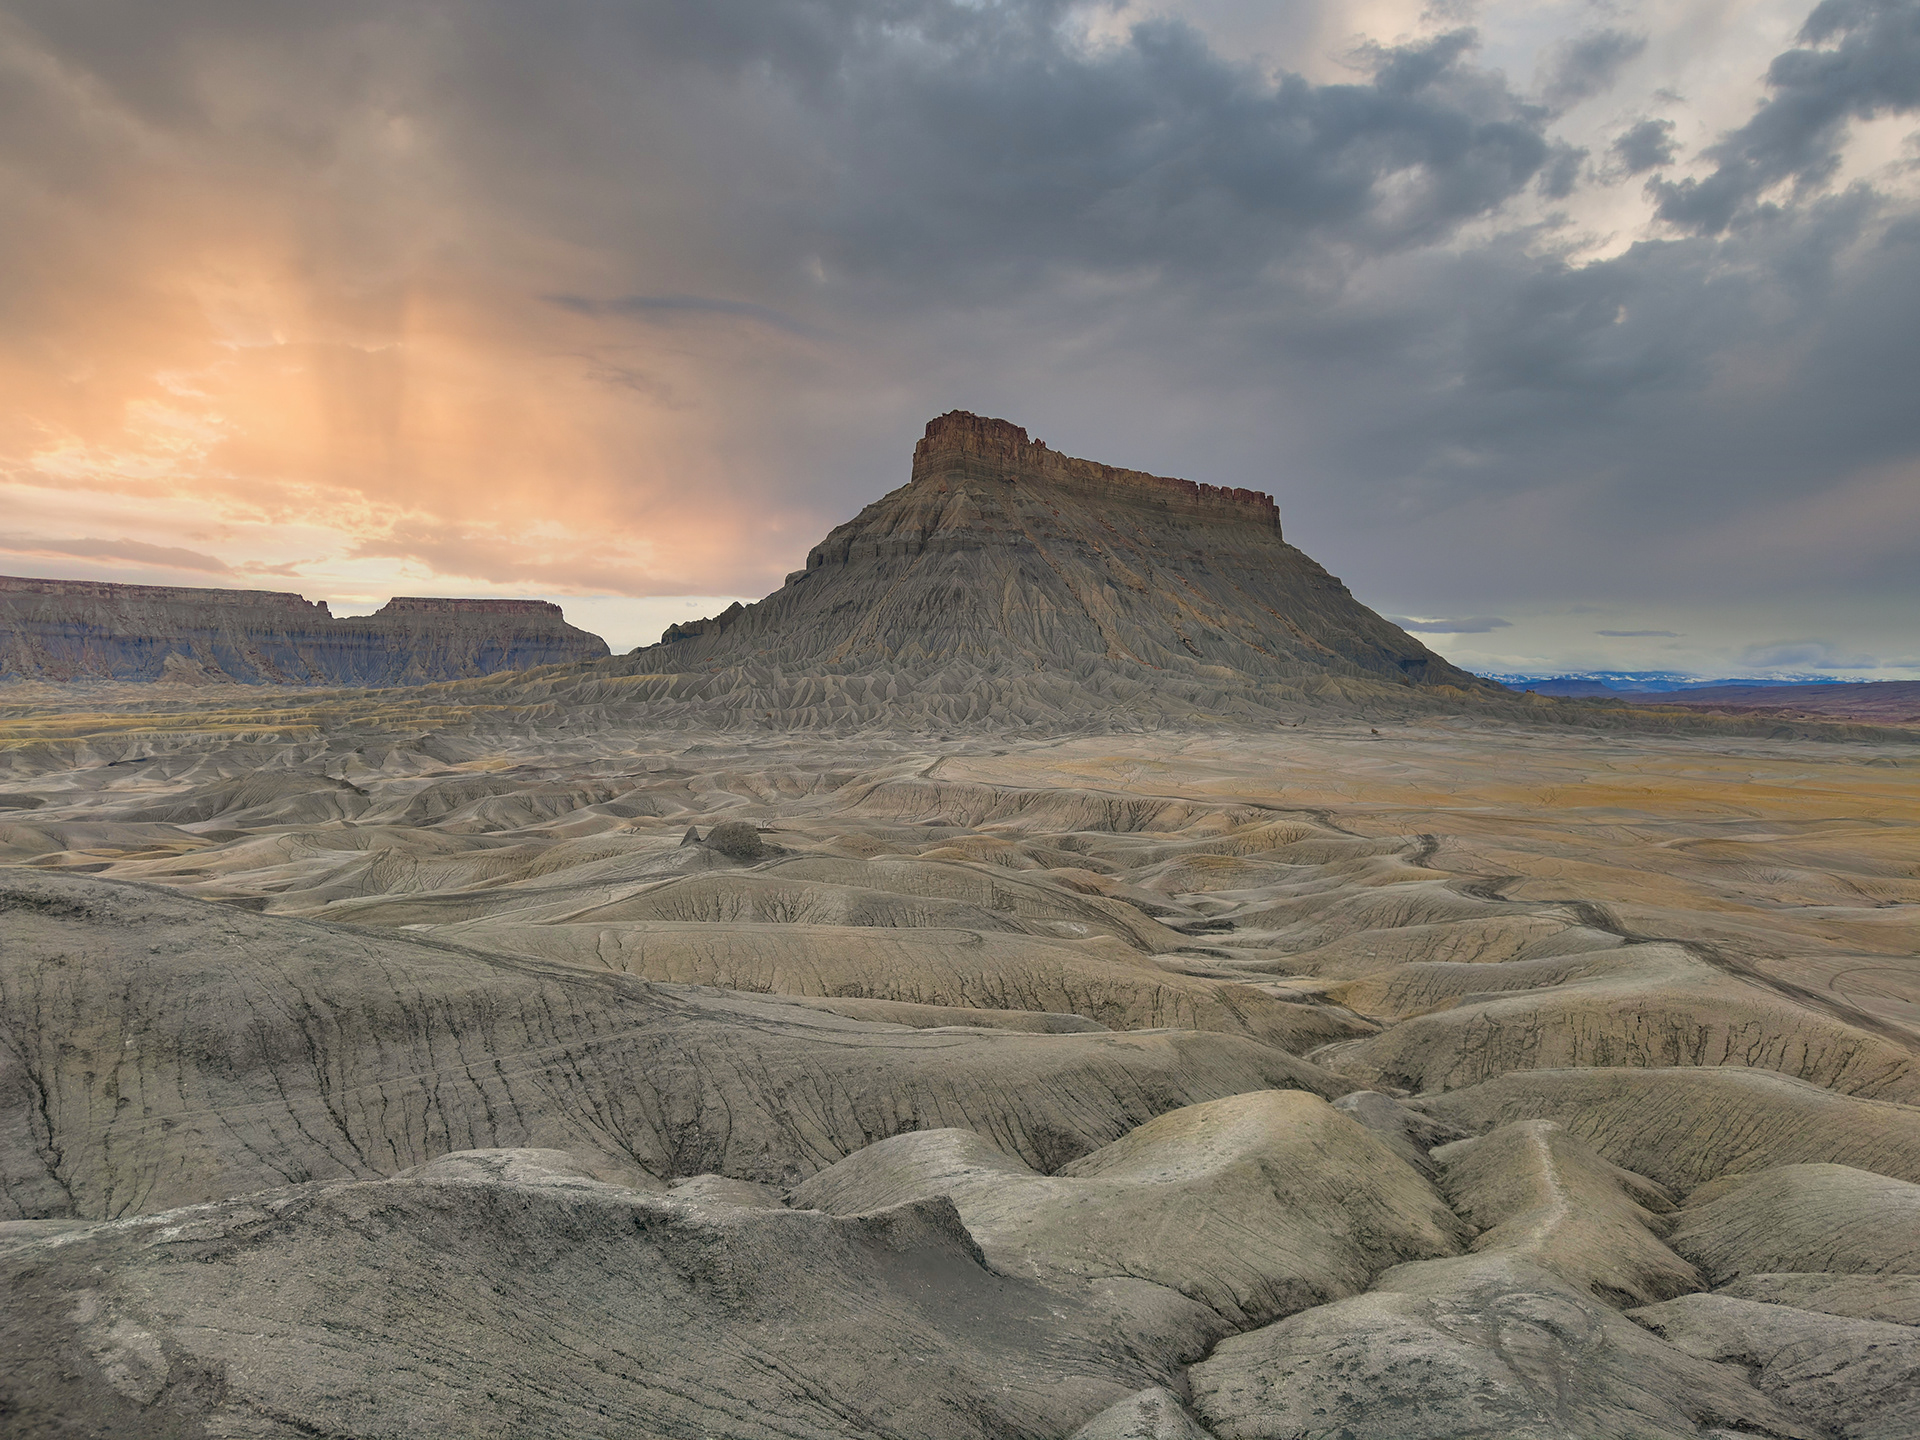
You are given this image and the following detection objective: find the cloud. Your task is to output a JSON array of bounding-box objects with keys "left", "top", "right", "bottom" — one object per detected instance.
[
  {"left": 1738, "top": 638, "right": 1879, "bottom": 669},
  {"left": 1391, "top": 615, "right": 1514, "bottom": 633},
  {"left": 1652, "top": 0, "right": 1920, "bottom": 233},
  {"left": 1597, "top": 629, "right": 1680, "bottom": 637},
  {"left": 1540, "top": 29, "right": 1647, "bottom": 112},
  {"left": 0, "top": 535, "right": 232, "bottom": 575},
  {"left": 1611, "top": 118, "right": 1678, "bottom": 175},
  {"left": 778, "top": 20, "right": 1560, "bottom": 295},
  {"left": 547, "top": 294, "right": 817, "bottom": 338},
  {"left": 1538, "top": 142, "right": 1588, "bottom": 199}
]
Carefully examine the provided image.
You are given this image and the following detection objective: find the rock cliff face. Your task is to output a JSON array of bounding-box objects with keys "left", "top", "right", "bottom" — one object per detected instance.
[
  {"left": 597, "top": 411, "right": 1495, "bottom": 726},
  {"left": 0, "top": 578, "right": 608, "bottom": 685},
  {"left": 334, "top": 596, "right": 611, "bottom": 687}
]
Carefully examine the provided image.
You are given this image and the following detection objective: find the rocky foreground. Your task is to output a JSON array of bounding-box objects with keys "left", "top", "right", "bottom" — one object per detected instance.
[{"left": 2, "top": 710, "right": 1916, "bottom": 1439}]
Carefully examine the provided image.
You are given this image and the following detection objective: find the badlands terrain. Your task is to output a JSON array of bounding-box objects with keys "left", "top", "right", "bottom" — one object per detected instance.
[
  {"left": 4, "top": 705, "right": 1916, "bottom": 1439},
  {"left": 2, "top": 415, "right": 1918, "bottom": 1438}
]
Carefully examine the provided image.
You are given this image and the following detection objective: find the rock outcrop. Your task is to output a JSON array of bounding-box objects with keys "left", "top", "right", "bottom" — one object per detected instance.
[
  {"left": 1629, "top": 1293, "right": 1920, "bottom": 1439},
  {"left": 536, "top": 411, "right": 1501, "bottom": 729},
  {"left": 0, "top": 577, "right": 609, "bottom": 685},
  {"left": 0, "top": 1151, "right": 1181, "bottom": 1440},
  {"left": 653, "top": 411, "right": 1482, "bottom": 687},
  {"left": 1189, "top": 1253, "right": 1814, "bottom": 1440}
]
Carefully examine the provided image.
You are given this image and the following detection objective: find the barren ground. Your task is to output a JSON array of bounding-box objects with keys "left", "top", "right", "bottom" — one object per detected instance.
[{"left": 2, "top": 690, "right": 1916, "bottom": 1438}]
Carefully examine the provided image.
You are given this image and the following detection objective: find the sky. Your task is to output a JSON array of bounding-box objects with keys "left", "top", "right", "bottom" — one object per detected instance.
[{"left": 2, "top": 0, "right": 1917, "bottom": 672}]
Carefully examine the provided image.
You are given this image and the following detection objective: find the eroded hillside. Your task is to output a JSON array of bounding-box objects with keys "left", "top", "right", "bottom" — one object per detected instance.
[{"left": 3, "top": 707, "right": 1916, "bottom": 1438}]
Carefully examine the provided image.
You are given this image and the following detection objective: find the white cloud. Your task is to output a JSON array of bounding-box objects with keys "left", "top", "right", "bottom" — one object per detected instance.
[{"left": 1391, "top": 615, "right": 1514, "bottom": 633}]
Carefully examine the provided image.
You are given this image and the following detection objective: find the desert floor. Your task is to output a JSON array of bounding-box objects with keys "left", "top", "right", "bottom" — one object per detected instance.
[{"left": 2, "top": 695, "right": 1916, "bottom": 1438}]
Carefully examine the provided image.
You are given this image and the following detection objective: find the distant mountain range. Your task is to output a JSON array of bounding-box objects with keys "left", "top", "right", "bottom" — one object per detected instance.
[
  {"left": 1486, "top": 671, "right": 1880, "bottom": 696},
  {"left": 1485, "top": 673, "right": 1920, "bottom": 724}
]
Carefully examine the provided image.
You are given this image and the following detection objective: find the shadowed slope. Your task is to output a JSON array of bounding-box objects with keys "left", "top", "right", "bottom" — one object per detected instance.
[
  {"left": 0, "top": 870, "right": 1349, "bottom": 1220},
  {"left": 1669, "top": 1164, "right": 1920, "bottom": 1280},
  {"left": 794, "top": 1090, "right": 1466, "bottom": 1329},
  {"left": 0, "top": 1151, "right": 1185, "bottom": 1440},
  {"left": 1409, "top": 1068, "right": 1920, "bottom": 1188}
]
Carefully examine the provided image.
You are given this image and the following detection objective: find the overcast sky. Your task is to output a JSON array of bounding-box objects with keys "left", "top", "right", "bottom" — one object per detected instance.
[{"left": 2, "top": 0, "right": 1916, "bottom": 672}]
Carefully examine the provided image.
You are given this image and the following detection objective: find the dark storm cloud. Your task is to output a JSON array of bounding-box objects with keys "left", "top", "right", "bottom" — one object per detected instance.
[
  {"left": 1611, "top": 118, "right": 1678, "bottom": 175},
  {"left": 1539, "top": 142, "right": 1589, "bottom": 198},
  {"left": 4, "top": 0, "right": 1558, "bottom": 307},
  {"left": 1540, "top": 29, "right": 1647, "bottom": 112},
  {"left": 2, "top": 0, "right": 1917, "bottom": 667},
  {"left": 1653, "top": 0, "right": 1920, "bottom": 232},
  {"left": 766, "top": 16, "right": 1556, "bottom": 295}
]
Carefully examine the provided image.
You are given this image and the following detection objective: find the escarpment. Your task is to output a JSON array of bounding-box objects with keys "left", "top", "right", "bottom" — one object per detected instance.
[
  {"left": 473, "top": 410, "right": 1521, "bottom": 731},
  {"left": 637, "top": 412, "right": 1485, "bottom": 699},
  {"left": 0, "top": 576, "right": 609, "bottom": 684}
]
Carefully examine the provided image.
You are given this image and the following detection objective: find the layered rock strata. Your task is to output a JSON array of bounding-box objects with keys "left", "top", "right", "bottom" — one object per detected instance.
[
  {"left": 0, "top": 577, "right": 608, "bottom": 684},
  {"left": 569, "top": 411, "right": 1500, "bottom": 728}
]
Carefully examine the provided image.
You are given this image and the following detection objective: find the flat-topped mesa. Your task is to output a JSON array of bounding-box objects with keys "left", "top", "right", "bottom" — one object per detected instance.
[
  {"left": 912, "top": 411, "right": 1281, "bottom": 534},
  {"left": 0, "top": 575, "right": 607, "bottom": 684},
  {"left": 370, "top": 597, "right": 567, "bottom": 618},
  {"left": 0, "top": 575, "right": 331, "bottom": 614},
  {"left": 638, "top": 409, "right": 1490, "bottom": 707}
]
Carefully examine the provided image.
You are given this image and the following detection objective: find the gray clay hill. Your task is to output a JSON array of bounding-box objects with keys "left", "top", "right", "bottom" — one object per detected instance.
[
  {"left": 540, "top": 412, "right": 1505, "bottom": 730},
  {"left": 2, "top": 413, "right": 1918, "bottom": 1439},
  {"left": 656, "top": 411, "right": 1480, "bottom": 689}
]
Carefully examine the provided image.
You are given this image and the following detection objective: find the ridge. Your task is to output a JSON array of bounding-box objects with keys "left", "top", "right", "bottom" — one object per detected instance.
[
  {"left": 0, "top": 575, "right": 331, "bottom": 613},
  {"left": 371, "top": 597, "right": 567, "bottom": 617},
  {"left": 911, "top": 412, "right": 1281, "bottom": 529},
  {"left": 0, "top": 576, "right": 608, "bottom": 685}
]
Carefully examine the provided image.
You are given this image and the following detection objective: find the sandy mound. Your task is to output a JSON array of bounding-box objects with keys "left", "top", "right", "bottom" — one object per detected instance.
[
  {"left": 1668, "top": 1163, "right": 1920, "bottom": 1280},
  {"left": 443, "top": 920, "right": 1370, "bottom": 1051},
  {"left": 1717, "top": 1273, "right": 1920, "bottom": 1326},
  {"left": 2, "top": 695, "right": 1916, "bottom": 1435},
  {"left": 1629, "top": 1293, "right": 1919, "bottom": 1439},
  {"left": 1321, "top": 940, "right": 1920, "bottom": 1102},
  {"left": 1189, "top": 1253, "right": 1809, "bottom": 1440},
  {"left": 1432, "top": 1119, "right": 1699, "bottom": 1305},
  {"left": 1409, "top": 1067, "right": 1920, "bottom": 1188},
  {"left": 796, "top": 1090, "right": 1466, "bottom": 1329},
  {"left": 0, "top": 870, "right": 1349, "bottom": 1219}
]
